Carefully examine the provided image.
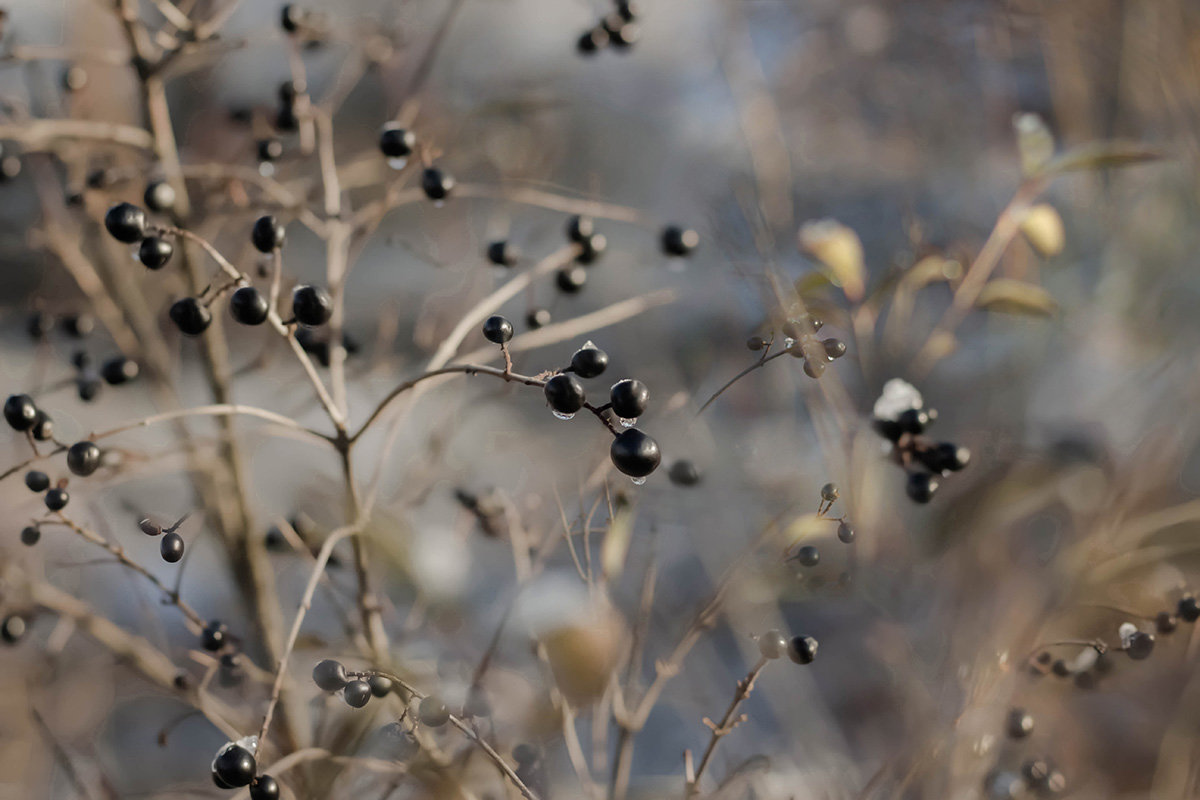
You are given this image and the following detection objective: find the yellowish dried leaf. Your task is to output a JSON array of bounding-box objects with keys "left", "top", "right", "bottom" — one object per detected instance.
[
  {"left": 1019, "top": 204, "right": 1065, "bottom": 257},
  {"left": 601, "top": 508, "right": 635, "bottom": 582},
  {"left": 976, "top": 279, "right": 1057, "bottom": 316},
  {"left": 798, "top": 220, "right": 865, "bottom": 302}
]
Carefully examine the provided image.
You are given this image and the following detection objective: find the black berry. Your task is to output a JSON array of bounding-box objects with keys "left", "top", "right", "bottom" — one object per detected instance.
[
  {"left": 4, "top": 394, "right": 37, "bottom": 431},
  {"left": 821, "top": 338, "right": 847, "bottom": 360},
  {"left": 418, "top": 696, "right": 450, "bottom": 726},
  {"left": 161, "top": 532, "right": 184, "bottom": 563},
  {"left": 143, "top": 181, "right": 176, "bottom": 212},
  {"left": 230, "top": 286, "right": 270, "bottom": 326},
  {"left": 257, "top": 138, "right": 283, "bottom": 162},
  {"left": 746, "top": 336, "right": 767, "bottom": 351},
  {"left": 44, "top": 488, "right": 69, "bottom": 511},
  {"left": 24, "top": 471, "right": 49, "bottom": 493},
  {"left": 896, "top": 408, "right": 930, "bottom": 435},
  {"left": 660, "top": 225, "right": 698, "bottom": 257},
  {"left": 27, "top": 312, "right": 53, "bottom": 340},
  {"left": 576, "top": 233, "right": 607, "bottom": 264},
  {"left": 213, "top": 745, "right": 256, "bottom": 788},
  {"left": 787, "top": 635, "right": 818, "bottom": 664},
  {"left": 1179, "top": 595, "right": 1200, "bottom": 623},
  {"left": 793, "top": 545, "right": 820, "bottom": 567},
  {"left": 169, "top": 298, "right": 212, "bottom": 336},
  {"left": 577, "top": 27, "right": 609, "bottom": 54},
  {"left": 379, "top": 125, "right": 415, "bottom": 158},
  {"left": 1007, "top": 708, "right": 1034, "bottom": 738},
  {"left": 62, "top": 313, "right": 95, "bottom": 338},
  {"left": 292, "top": 285, "right": 333, "bottom": 326},
  {"left": 251, "top": 215, "right": 286, "bottom": 253},
  {"left": 609, "top": 379, "right": 648, "bottom": 419},
  {"left": 609, "top": 428, "right": 661, "bottom": 478},
  {"left": 368, "top": 674, "right": 393, "bottom": 697},
  {"left": 486, "top": 240, "right": 518, "bottom": 267},
  {"left": 250, "top": 775, "right": 281, "bottom": 800},
  {"left": 20, "top": 525, "right": 40, "bottom": 546},
  {"left": 66, "top": 441, "right": 101, "bottom": 476},
  {"left": 201, "top": 621, "right": 227, "bottom": 651},
  {"left": 138, "top": 236, "right": 173, "bottom": 269},
  {"left": 1, "top": 615, "right": 26, "bottom": 644},
  {"left": 482, "top": 315, "right": 514, "bottom": 344},
  {"left": 668, "top": 459, "right": 701, "bottom": 487},
  {"left": 820, "top": 483, "right": 839, "bottom": 502},
  {"left": 1126, "top": 631, "right": 1155, "bottom": 660},
  {"left": 1156, "top": 611, "right": 1177, "bottom": 634},
  {"left": 313, "top": 659, "right": 349, "bottom": 691},
  {"left": 555, "top": 265, "right": 588, "bottom": 293},
  {"left": 837, "top": 521, "right": 855, "bottom": 544},
  {"left": 757, "top": 629, "right": 788, "bottom": 659},
  {"left": 77, "top": 372, "right": 102, "bottom": 402},
  {"left": 104, "top": 202, "right": 146, "bottom": 243},
  {"left": 101, "top": 356, "right": 139, "bottom": 385},
  {"left": 421, "top": 167, "right": 454, "bottom": 201},
  {"left": 570, "top": 343, "right": 608, "bottom": 378},
  {"left": 343, "top": 679, "right": 372, "bottom": 708},
  {"left": 566, "top": 215, "right": 594, "bottom": 242},
  {"left": 544, "top": 374, "right": 586, "bottom": 415},
  {"left": 527, "top": 308, "right": 551, "bottom": 329},
  {"left": 31, "top": 411, "right": 53, "bottom": 441},
  {"left": 140, "top": 518, "right": 162, "bottom": 536},
  {"left": 906, "top": 472, "right": 939, "bottom": 503}
]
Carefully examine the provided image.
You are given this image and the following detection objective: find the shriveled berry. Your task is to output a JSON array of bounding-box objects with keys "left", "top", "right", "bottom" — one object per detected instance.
[
  {"left": 230, "top": 286, "right": 270, "bottom": 326},
  {"left": 837, "top": 521, "right": 856, "bottom": 544},
  {"left": 418, "top": 696, "right": 450, "bottom": 726},
  {"left": 292, "top": 285, "right": 332, "bottom": 326},
  {"left": 1, "top": 615, "right": 26, "bottom": 644},
  {"left": 1126, "top": 631, "right": 1155, "bottom": 660},
  {"left": 906, "top": 472, "right": 939, "bottom": 503},
  {"left": 556, "top": 265, "right": 588, "bottom": 293},
  {"left": 486, "top": 240, "right": 518, "bottom": 267},
  {"left": 4, "top": 394, "right": 37, "bottom": 431},
  {"left": 251, "top": 215, "right": 286, "bottom": 253},
  {"left": 482, "top": 315, "right": 514, "bottom": 344},
  {"left": 169, "top": 298, "right": 212, "bottom": 336},
  {"left": 104, "top": 202, "right": 146, "bottom": 243},
  {"left": 201, "top": 621, "right": 227, "bottom": 651},
  {"left": 343, "top": 679, "right": 372, "bottom": 708},
  {"left": 379, "top": 125, "right": 416, "bottom": 159},
  {"left": 313, "top": 659, "right": 349, "bottom": 691},
  {"left": 610, "top": 379, "right": 649, "bottom": 419},
  {"left": 44, "top": 488, "right": 69, "bottom": 511},
  {"left": 66, "top": 441, "right": 101, "bottom": 476},
  {"left": 660, "top": 225, "right": 698, "bottom": 257},
  {"left": 544, "top": 374, "right": 586, "bottom": 415},
  {"left": 610, "top": 428, "right": 661, "bottom": 478},
  {"left": 421, "top": 167, "right": 454, "bottom": 201},
  {"left": 570, "top": 343, "right": 608, "bottom": 378},
  {"left": 1007, "top": 708, "right": 1034, "bottom": 738},
  {"left": 143, "top": 181, "right": 175, "bottom": 212},
  {"left": 20, "top": 526, "right": 40, "bottom": 546},
  {"left": 138, "top": 236, "right": 173, "bottom": 269},
  {"left": 140, "top": 518, "right": 162, "bottom": 536},
  {"left": 250, "top": 775, "right": 281, "bottom": 800},
  {"left": 368, "top": 675, "right": 393, "bottom": 697},
  {"left": 25, "top": 471, "right": 49, "bottom": 493},
  {"left": 213, "top": 744, "right": 256, "bottom": 788},
  {"left": 668, "top": 459, "right": 701, "bottom": 487},
  {"left": 758, "top": 629, "right": 788, "bottom": 659},
  {"left": 31, "top": 411, "right": 53, "bottom": 441},
  {"left": 527, "top": 308, "right": 551, "bottom": 329},
  {"left": 101, "top": 356, "right": 139, "bottom": 385},
  {"left": 161, "top": 531, "right": 184, "bottom": 563},
  {"left": 787, "top": 635, "right": 818, "bottom": 664}
]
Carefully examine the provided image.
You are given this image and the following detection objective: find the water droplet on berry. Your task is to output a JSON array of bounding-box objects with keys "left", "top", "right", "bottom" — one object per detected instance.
[
  {"left": 258, "top": 162, "right": 276, "bottom": 178},
  {"left": 631, "top": 476, "right": 646, "bottom": 485},
  {"left": 618, "top": 416, "right": 637, "bottom": 428},
  {"left": 783, "top": 337, "right": 796, "bottom": 349},
  {"left": 552, "top": 410, "right": 576, "bottom": 421},
  {"left": 387, "top": 157, "right": 408, "bottom": 170}
]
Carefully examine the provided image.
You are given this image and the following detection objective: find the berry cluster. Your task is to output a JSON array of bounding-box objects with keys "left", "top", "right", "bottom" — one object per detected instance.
[
  {"left": 756, "top": 629, "right": 819, "bottom": 665},
  {"left": 25, "top": 309, "right": 140, "bottom": 402},
  {"left": 138, "top": 514, "right": 190, "bottom": 564},
  {"left": 577, "top": 1, "right": 639, "bottom": 54},
  {"left": 210, "top": 739, "right": 279, "bottom": 798},
  {"left": 312, "top": 659, "right": 398, "bottom": 709},
  {"left": 870, "top": 379, "right": 969, "bottom": 503},
  {"left": 754, "top": 312, "right": 846, "bottom": 380},
  {"left": 784, "top": 483, "right": 857, "bottom": 572}
]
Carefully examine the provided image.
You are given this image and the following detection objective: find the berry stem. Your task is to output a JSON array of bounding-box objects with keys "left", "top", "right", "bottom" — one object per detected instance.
[
  {"left": 685, "top": 657, "right": 770, "bottom": 796},
  {"left": 696, "top": 349, "right": 792, "bottom": 415}
]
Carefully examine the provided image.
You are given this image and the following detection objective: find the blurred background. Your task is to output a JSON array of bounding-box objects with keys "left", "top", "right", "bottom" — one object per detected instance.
[{"left": 2, "top": 0, "right": 1200, "bottom": 798}]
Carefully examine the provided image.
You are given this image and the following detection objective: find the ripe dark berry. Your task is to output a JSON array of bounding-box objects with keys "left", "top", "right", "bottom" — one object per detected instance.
[
  {"left": 44, "top": 488, "right": 69, "bottom": 511},
  {"left": 803, "top": 357, "right": 825, "bottom": 379},
  {"left": 527, "top": 308, "right": 551, "bottom": 329},
  {"left": 576, "top": 233, "right": 607, "bottom": 264},
  {"left": 101, "top": 356, "right": 139, "bottom": 385},
  {"left": 368, "top": 675, "right": 393, "bottom": 697},
  {"left": 1179, "top": 595, "right": 1200, "bottom": 623},
  {"left": 31, "top": 411, "right": 53, "bottom": 441},
  {"left": 103, "top": 202, "right": 146, "bottom": 243},
  {"left": 379, "top": 125, "right": 415, "bottom": 158},
  {"left": 343, "top": 679, "right": 372, "bottom": 708},
  {"left": 928, "top": 442, "right": 970, "bottom": 473},
  {"left": 313, "top": 659, "right": 349, "bottom": 691},
  {"left": 63, "top": 313, "right": 95, "bottom": 338},
  {"left": 897, "top": 408, "right": 930, "bottom": 435},
  {"left": 4, "top": 394, "right": 37, "bottom": 431},
  {"left": 138, "top": 236, "right": 173, "bottom": 269},
  {"left": 250, "top": 775, "right": 281, "bottom": 800},
  {"left": 837, "top": 521, "right": 856, "bottom": 544},
  {"left": 566, "top": 215, "right": 594, "bottom": 242},
  {"left": 555, "top": 265, "right": 588, "bottom": 293},
  {"left": 20, "top": 526, "right": 40, "bottom": 546},
  {"left": 292, "top": 285, "right": 333, "bottom": 326},
  {"left": 77, "top": 372, "right": 102, "bottom": 402},
  {"left": 140, "top": 518, "right": 162, "bottom": 536},
  {"left": 1156, "top": 611, "right": 1177, "bottom": 634},
  {"left": 757, "top": 629, "right": 788, "bottom": 659},
  {"left": 609, "top": 379, "right": 649, "bottom": 419},
  {"left": 616, "top": 0, "right": 639, "bottom": 21},
  {"left": 746, "top": 336, "right": 767, "bottom": 351},
  {"left": 418, "top": 696, "right": 450, "bottom": 727},
  {"left": 821, "top": 338, "right": 847, "bottom": 360},
  {"left": 169, "top": 298, "right": 212, "bottom": 336},
  {"left": 251, "top": 215, "right": 286, "bottom": 253},
  {"left": 873, "top": 417, "right": 904, "bottom": 442},
  {"left": 72, "top": 350, "right": 91, "bottom": 370},
  {"left": 660, "top": 225, "right": 699, "bottom": 257},
  {"left": 609, "top": 428, "right": 662, "bottom": 478},
  {"left": 513, "top": 743, "right": 540, "bottom": 766},
  {"left": 793, "top": 545, "right": 820, "bottom": 567},
  {"left": 143, "top": 181, "right": 175, "bottom": 212},
  {"left": 213, "top": 744, "right": 256, "bottom": 788},
  {"left": 486, "top": 240, "right": 518, "bottom": 267},
  {"left": 421, "top": 167, "right": 454, "bottom": 201},
  {"left": 1126, "top": 631, "right": 1155, "bottom": 660},
  {"left": 230, "top": 286, "right": 270, "bottom": 326},
  {"left": 27, "top": 312, "right": 53, "bottom": 340},
  {"left": 275, "top": 105, "right": 299, "bottom": 132},
  {"left": 570, "top": 343, "right": 608, "bottom": 378},
  {"left": 1007, "top": 708, "right": 1034, "bottom": 738},
  {"left": 66, "top": 441, "right": 102, "bottom": 476},
  {"left": 24, "top": 471, "right": 49, "bottom": 493},
  {"left": 257, "top": 138, "right": 283, "bottom": 162},
  {"left": 906, "top": 472, "right": 939, "bottom": 503},
  {"left": 160, "top": 532, "right": 185, "bottom": 563},
  {"left": 482, "top": 315, "right": 514, "bottom": 344},
  {"left": 787, "top": 635, "right": 818, "bottom": 664},
  {"left": 1051, "top": 658, "right": 1071, "bottom": 677},
  {"left": 1, "top": 615, "right": 26, "bottom": 644},
  {"left": 604, "top": 16, "right": 639, "bottom": 48},
  {"left": 201, "top": 621, "right": 227, "bottom": 651},
  {"left": 820, "top": 483, "right": 839, "bottom": 502},
  {"left": 280, "top": 3, "right": 302, "bottom": 32},
  {"left": 544, "top": 374, "right": 586, "bottom": 415},
  {"left": 668, "top": 459, "right": 701, "bottom": 487},
  {"left": 577, "top": 27, "right": 609, "bottom": 54}
]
